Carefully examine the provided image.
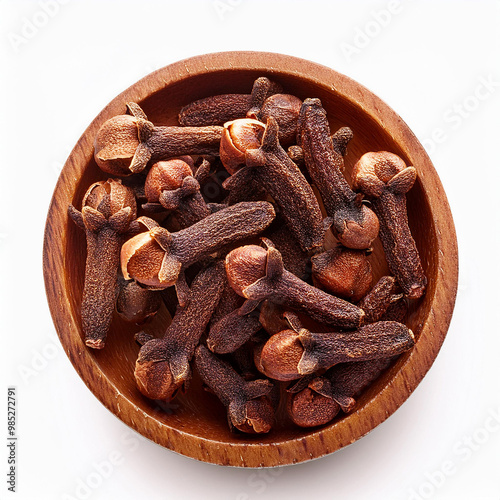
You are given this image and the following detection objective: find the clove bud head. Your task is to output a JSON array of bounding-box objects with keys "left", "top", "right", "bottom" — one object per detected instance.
[
  {"left": 337, "top": 205, "right": 380, "bottom": 250},
  {"left": 257, "top": 329, "right": 304, "bottom": 381},
  {"left": 144, "top": 159, "right": 193, "bottom": 203},
  {"left": 311, "top": 246, "right": 372, "bottom": 302},
  {"left": 254, "top": 93, "right": 302, "bottom": 146},
  {"left": 135, "top": 360, "right": 175, "bottom": 401},
  {"left": 134, "top": 339, "right": 179, "bottom": 401},
  {"left": 121, "top": 231, "right": 167, "bottom": 287},
  {"left": 287, "top": 387, "right": 340, "bottom": 428},
  {"left": 232, "top": 397, "right": 275, "bottom": 434},
  {"left": 225, "top": 245, "right": 267, "bottom": 297},
  {"left": 352, "top": 151, "right": 413, "bottom": 196},
  {"left": 94, "top": 115, "right": 141, "bottom": 176},
  {"left": 220, "top": 118, "right": 265, "bottom": 174},
  {"left": 116, "top": 278, "right": 161, "bottom": 323},
  {"left": 83, "top": 178, "right": 137, "bottom": 221}
]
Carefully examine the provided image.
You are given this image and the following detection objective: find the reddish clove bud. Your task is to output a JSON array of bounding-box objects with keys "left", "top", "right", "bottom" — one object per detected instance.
[
  {"left": 249, "top": 93, "right": 303, "bottom": 146},
  {"left": 311, "top": 246, "right": 373, "bottom": 302},
  {"left": 297, "top": 99, "right": 379, "bottom": 249},
  {"left": 194, "top": 344, "right": 276, "bottom": 434},
  {"left": 68, "top": 179, "right": 137, "bottom": 349},
  {"left": 134, "top": 261, "right": 225, "bottom": 401},
  {"left": 121, "top": 201, "right": 276, "bottom": 288},
  {"left": 144, "top": 159, "right": 211, "bottom": 228},
  {"left": 220, "top": 118, "right": 265, "bottom": 174},
  {"left": 225, "top": 241, "right": 364, "bottom": 329},
  {"left": 286, "top": 377, "right": 340, "bottom": 427},
  {"left": 144, "top": 159, "right": 193, "bottom": 202},
  {"left": 352, "top": 151, "right": 427, "bottom": 298},
  {"left": 94, "top": 103, "right": 223, "bottom": 176},
  {"left": 258, "top": 316, "right": 414, "bottom": 381}
]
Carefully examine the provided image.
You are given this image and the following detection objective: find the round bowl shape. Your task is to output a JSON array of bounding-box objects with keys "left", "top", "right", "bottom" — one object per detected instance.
[{"left": 43, "top": 52, "right": 458, "bottom": 467}]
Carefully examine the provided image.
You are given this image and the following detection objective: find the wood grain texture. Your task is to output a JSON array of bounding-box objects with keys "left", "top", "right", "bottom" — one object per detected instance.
[{"left": 42, "top": 51, "right": 458, "bottom": 467}]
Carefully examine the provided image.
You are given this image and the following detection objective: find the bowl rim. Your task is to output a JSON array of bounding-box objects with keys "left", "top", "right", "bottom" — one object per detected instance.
[{"left": 43, "top": 51, "right": 459, "bottom": 467}]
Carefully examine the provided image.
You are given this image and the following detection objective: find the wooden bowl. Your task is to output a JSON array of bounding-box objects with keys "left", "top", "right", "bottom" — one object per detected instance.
[{"left": 43, "top": 52, "right": 458, "bottom": 467}]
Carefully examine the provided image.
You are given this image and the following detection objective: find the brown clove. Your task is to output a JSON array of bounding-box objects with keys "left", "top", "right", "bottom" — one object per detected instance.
[
  {"left": 94, "top": 103, "right": 223, "bottom": 176},
  {"left": 116, "top": 274, "right": 161, "bottom": 324},
  {"left": 68, "top": 179, "right": 137, "bottom": 349},
  {"left": 352, "top": 151, "right": 427, "bottom": 298},
  {"left": 225, "top": 240, "right": 364, "bottom": 329},
  {"left": 178, "top": 76, "right": 281, "bottom": 127},
  {"left": 286, "top": 376, "right": 341, "bottom": 427},
  {"left": 357, "top": 275, "right": 403, "bottom": 324},
  {"left": 257, "top": 314, "right": 414, "bottom": 381},
  {"left": 244, "top": 117, "right": 327, "bottom": 252},
  {"left": 297, "top": 99, "right": 379, "bottom": 249},
  {"left": 134, "top": 260, "right": 226, "bottom": 401},
  {"left": 144, "top": 159, "right": 211, "bottom": 228},
  {"left": 121, "top": 201, "right": 275, "bottom": 288},
  {"left": 311, "top": 245, "right": 373, "bottom": 302},
  {"left": 309, "top": 356, "right": 398, "bottom": 414},
  {"left": 194, "top": 344, "right": 276, "bottom": 434},
  {"left": 207, "top": 299, "right": 262, "bottom": 354}
]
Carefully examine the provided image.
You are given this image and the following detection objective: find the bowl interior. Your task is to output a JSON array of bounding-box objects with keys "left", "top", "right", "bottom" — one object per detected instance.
[{"left": 45, "top": 53, "right": 456, "bottom": 466}]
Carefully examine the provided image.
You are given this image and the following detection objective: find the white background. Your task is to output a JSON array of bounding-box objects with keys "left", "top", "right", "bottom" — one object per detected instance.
[{"left": 1, "top": 1, "right": 499, "bottom": 499}]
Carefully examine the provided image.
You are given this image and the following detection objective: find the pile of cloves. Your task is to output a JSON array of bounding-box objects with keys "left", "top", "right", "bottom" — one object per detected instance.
[{"left": 69, "top": 76, "right": 427, "bottom": 434}]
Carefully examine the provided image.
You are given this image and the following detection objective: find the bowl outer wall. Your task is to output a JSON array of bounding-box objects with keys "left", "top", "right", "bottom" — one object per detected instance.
[{"left": 42, "top": 51, "right": 458, "bottom": 467}]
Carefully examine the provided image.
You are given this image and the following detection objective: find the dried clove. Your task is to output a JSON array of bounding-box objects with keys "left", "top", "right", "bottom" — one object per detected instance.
[
  {"left": 248, "top": 93, "right": 303, "bottom": 146},
  {"left": 297, "top": 99, "right": 379, "bottom": 249},
  {"left": 178, "top": 76, "right": 281, "bottom": 127},
  {"left": 221, "top": 165, "right": 267, "bottom": 205},
  {"left": 380, "top": 295, "right": 408, "bottom": 323},
  {"left": 179, "top": 94, "right": 253, "bottom": 127},
  {"left": 331, "top": 126, "right": 354, "bottom": 158},
  {"left": 144, "top": 159, "right": 211, "bottom": 228},
  {"left": 220, "top": 118, "right": 265, "bottom": 174},
  {"left": 257, "top": 314, "right": 414, "bottom": 381},
  {"left": 287, "top": 145, "right": 305, "bottom": 166},
  {"left": 287, "top": 126, "right": 353, "bottom": 167},
  {"left": 194, "top": 344, "right": 276, "bottom": 434},
  {"left": 209, "top": 277, "right": 243, "bottom": 326},
  {"left": 311, "top": 246, "right": 373, "bottom": 302},
  {"left": 68, "top": 179, "right": 137, "bottom": 349},
  {"left": 352, "top": 151, "right": 427, "bottom": 298},
  {"left": 121, "top": 201, "right": 275, "bottom": 288},
  {"left": 144, "top": 159, "right": 192, "bottom": 202},
  {"left": 286, "top": 376, "right": 340, "bottom": 427},
  {"left": 309, "top": 356, "right": 398, "bottom": 414},
  {"left": 244, "top": 117, "right": 327, "bottom": 252},
  {"left": 134, "top": 260, "right": 226, "bottom": 401},
  {"left": 264, "top": 222, "right": 309, "bottom": 279},
  {"left": 258, "top": 300, "right": 288, "bottom": 336},
  {"left": 207, "top": 299, "right": 262, "bottom": 354},
  {"left": 229, "top": 332, "right": 269, "bottom": 381},
  {"left": 94, "top": 103, "right": 223, "bottom": 176},
  {"left": 116, "top": 274, "right": 161, "bottom": 324},
  {"left": 357, "top": 275, "right": 403, "bottom": 324},
  {"left": 225, "top": 241, "right": 364, "bottom": 329}
]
